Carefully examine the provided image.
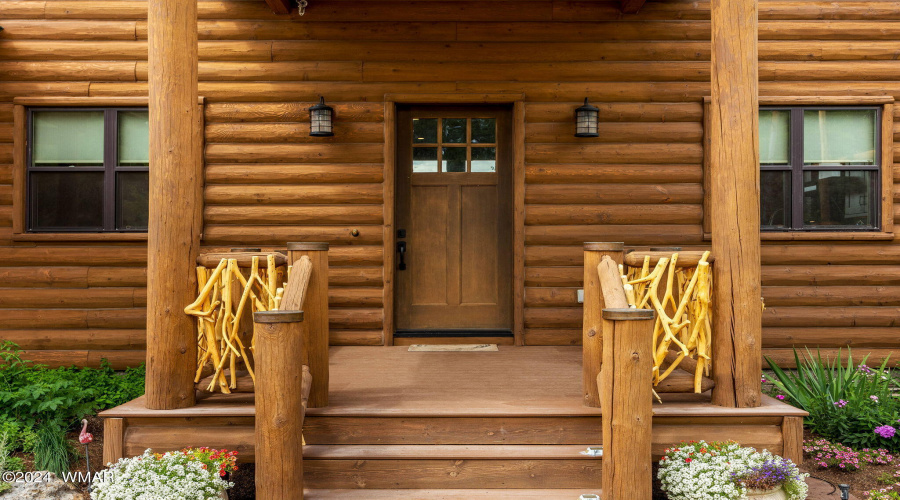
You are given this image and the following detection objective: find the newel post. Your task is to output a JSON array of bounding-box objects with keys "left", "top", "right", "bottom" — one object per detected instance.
[
  {"left": 583, "top": 242, "right": 624, "bottom": 407},
  {"left": 600, "top": 308, "right": 655, "bottom": 500},
  {"left": 144, "top": 0, "right": 200, "bottom": 409},
  {"left": 254, "top": 310, "right": 306, "bottom": 500},
  {"left": 710, "top": 0, "right": 762, "bottom": 408},
  {"left": 287, "top": 242, "right": 330, "bottom": 408}
]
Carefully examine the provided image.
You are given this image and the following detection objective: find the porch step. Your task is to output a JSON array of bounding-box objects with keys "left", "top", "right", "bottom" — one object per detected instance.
[
  {"left": 304, "top": 489, "right": 601, "bottom": 499},
  {"left": 303, "top": 444, "right": 602, "bottom": 489}
]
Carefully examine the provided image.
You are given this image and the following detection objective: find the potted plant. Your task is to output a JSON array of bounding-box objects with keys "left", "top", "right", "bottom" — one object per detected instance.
[
  {"left": 732, "top": 458, "right": 808, "bottom": 499},
  {"left": 658, "top": 440, "right": 808, "bottom": 500},
  {"left": 90, "top": 448, "right": 237, "bottom": 500}
]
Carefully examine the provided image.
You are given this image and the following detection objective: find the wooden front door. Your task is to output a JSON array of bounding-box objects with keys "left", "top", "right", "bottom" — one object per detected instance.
[{"left": 395, "top": 106, "right": 513, "bottom": 332}]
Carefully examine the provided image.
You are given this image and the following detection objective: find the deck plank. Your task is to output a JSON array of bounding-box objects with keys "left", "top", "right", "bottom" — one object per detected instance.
[{"left": 101, "top": 346, "right": 805, "bottom": 418}]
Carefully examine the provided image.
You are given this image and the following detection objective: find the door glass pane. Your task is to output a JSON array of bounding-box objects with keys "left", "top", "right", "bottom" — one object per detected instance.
[
  {"left": 442, "top": 147, "right": 466, "bottom": 172},
  {"left": 471, "top": 147, "right": 496, "bottom": 172},
  {"left": 30, "top": 172, "right": 104, "bottom": 229},
  {"left": 118, "top": 111, "right": 149, "bottom": 166},
  {"left": 471, "top": 118, "right": 496, "bottom": 144},
  {"left": 117, "top": 171, "right": 149, "bottom": 230},
  {"left": 759, "top": 110, "right": 790, "bottom": 165},
  {"left": 803, "top": 109, "right": 877, "bottom": 165},
  {"left": 413, "top": 118, "right": 437, "bottom": 144},
  {"left": 761, "top": 170, "right": 790, "bottom": 228},
  {"left": 32, "top": 111, "right": 105, "bottom": 166},
  {"left": 803, "top": 170, "right": 875, "bottom": 228},
  {"left": 412, "top": 147, "right": 438, "bottom": 172},
  {"left": 442, "top": 118, "right": 466, "bottom": 143}
]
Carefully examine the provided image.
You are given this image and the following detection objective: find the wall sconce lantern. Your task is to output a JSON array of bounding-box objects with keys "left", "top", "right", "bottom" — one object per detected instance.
[
  {"left": 309, "top": 96, "right": 334, "bottom": 137},
  {"left": 575, "top": 98, "right": 599, "bottom": 138}
]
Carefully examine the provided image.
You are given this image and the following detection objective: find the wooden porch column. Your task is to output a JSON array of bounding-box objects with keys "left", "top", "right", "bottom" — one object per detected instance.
[
  {"left": 709, "top": 0, "right": 762, "bottom": 408},
  {"left": 582, "top": 242, "right": 624, "bottom": 407},
  {"left": 144, "top": 0, "right": 200, "bottom": 409}
]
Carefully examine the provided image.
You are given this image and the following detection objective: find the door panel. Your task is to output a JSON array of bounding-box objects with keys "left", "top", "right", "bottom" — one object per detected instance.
[{"left": 396, "top": 106, "right": 512, "bottom": 331}]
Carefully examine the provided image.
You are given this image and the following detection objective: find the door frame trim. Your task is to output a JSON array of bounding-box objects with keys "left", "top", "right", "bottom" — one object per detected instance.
[{"left": 383, "top": 95, "right": 526, "bottom": 346}]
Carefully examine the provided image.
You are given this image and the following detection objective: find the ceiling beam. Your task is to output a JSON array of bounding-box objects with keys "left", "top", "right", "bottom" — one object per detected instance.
[
  {"left": 620, "top": 0, "right": 647, "bottom": 14},
  {"left": 265, "top": 0, "right": 293, "bottom": 15}
]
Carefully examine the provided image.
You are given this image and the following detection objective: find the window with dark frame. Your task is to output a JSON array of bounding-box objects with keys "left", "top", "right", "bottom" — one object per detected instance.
[
  {"left": 26, "top": 107, "right": 149, "bottom": 233},
  {"left": 760, "top": 106, "right": 880, "bottom": 231}
]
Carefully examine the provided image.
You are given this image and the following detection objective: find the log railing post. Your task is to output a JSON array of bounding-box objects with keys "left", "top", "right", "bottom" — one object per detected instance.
[
  {"left": 710, "top": 0, "right": 762, "bottom": 408},
  {"left": 583, "top": 242, "right": 624, "bottom": 407},
  {"left": 287, "top": 242, "right": 330, "bottom": 408},
  {"left": 254, "top": 310, "right": 306, "bottom": 500},
  {"left": 144, "top": 0, "right": 199, "bottom": 410},
  {"left": 600, "top": 308, "right": 655, "bottom": 500}
]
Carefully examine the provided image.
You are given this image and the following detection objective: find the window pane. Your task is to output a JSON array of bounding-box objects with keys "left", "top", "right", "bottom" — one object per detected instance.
[
  {"left": 117, "top": 172, "right": 149, "bottom": 230},
  {"left": 803, "top": 109, "right": 877, "bottom": 165},
  {"left": 412, "top": 147, "right": 438, "bottom": 172},
  {"left": 759, "top": 110, "right": 790, "bottom": 165},
  {"left": 30, "top": 172, "right": 104, "bottom": 229},
  {"left": 803, "top": 170, "right": 875, "bottom": 228},
  {"left": 442, "top": 147, "right": 466, "bottom": 172},
  {"left": 471, "top": 118, "right": 496, "bottom": 144},
  {"left": 761, "top": 170, "right": 790, "bottom": 228},
  {"left": 442, "top": 118, "right": 466, "bottom": 144},
  {"left": 413, "top": 118, "right": 437, "bottom": 144},
  {"left": 471, "top": 147, "right": 496, "bottom": 172},
  {"left": 32, "top": 111, "right": 105, "bottom": 166},
  {"left": 118, "top": 111, "right": 149, "bottom": 166}
]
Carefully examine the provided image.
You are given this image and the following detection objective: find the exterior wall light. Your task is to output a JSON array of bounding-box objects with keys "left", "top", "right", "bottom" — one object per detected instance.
[
  {"left": 309, "top": 96, "right": 334, "bottom": 137},
  {"left": 575, "top": 98, "right": 600, "bottom": 137}
]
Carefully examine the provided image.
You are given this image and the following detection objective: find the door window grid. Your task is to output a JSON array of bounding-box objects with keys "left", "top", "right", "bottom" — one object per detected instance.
[{"left": 411, "top": 117, "right": 497, "bottom": 173}]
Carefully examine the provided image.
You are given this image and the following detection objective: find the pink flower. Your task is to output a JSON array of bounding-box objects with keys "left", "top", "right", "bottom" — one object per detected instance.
[
  {"left": 875, "top": 425, "right": 896, "bottom": 439},
  {"left": 871, "top": 395, "right": 880, "bottom": 402},
  {"left": 776, "top": 395, "right": 785, "bottom": 400}
]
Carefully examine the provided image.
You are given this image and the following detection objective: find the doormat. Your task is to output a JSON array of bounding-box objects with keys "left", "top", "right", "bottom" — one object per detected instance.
[{"left": 408, "top": 344, "right": 499, "bottom": 352}]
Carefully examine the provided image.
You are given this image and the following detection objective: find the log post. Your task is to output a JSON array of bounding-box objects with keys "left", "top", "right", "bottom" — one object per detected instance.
[
  {"left": 287, "top": 242, "right": 330, "bottom": 408},
  {"left": 254, "top": 310, "right": 305, "bottom": 500},
  {"left": 710, "top": 0, "right": 762, "bottom": 408},
  {"left": 600, "top": 308, "right": 655, "bottom": 500},
  {"left": 583, "top": 242, "right": 624, "bottom": 407},
  {"left": 144, "top": 0, "right": 199, "bottom": 409}
]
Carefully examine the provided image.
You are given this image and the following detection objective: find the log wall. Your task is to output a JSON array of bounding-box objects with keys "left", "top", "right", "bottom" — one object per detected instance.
[{"left": 0, "top": 0, "right": 898, "bottom": 367}]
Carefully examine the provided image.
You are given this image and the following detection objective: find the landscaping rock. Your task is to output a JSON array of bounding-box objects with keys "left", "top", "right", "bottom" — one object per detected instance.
[{"left": 1, "top": 473, "right": 84, "bottom": 500}]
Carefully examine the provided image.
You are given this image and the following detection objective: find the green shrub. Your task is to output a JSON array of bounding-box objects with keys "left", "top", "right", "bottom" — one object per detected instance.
[
  {"left": 766, "top": 349, "right": 900, "bottom": 451},
  {"left": 0, "top": 341, "right": 146, "bottom": 474}
]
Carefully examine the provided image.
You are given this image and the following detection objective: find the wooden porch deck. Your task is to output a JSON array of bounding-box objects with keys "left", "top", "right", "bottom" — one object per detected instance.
[{"left": 101, "top": 346, "right": 805, "bottom": 496}]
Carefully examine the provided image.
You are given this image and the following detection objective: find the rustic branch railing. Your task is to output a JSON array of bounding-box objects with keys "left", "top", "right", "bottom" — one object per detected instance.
[
  {"left": 583, "top": 242, "right": 722, "bottom": 499},
  {"left": 187, "top": 242, "right": 330, "bottom": 500}
]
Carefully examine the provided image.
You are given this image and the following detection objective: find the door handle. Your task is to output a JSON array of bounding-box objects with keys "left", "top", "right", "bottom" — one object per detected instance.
[{"left": 397, "top": 241, "right": 407, "bottom": 270}]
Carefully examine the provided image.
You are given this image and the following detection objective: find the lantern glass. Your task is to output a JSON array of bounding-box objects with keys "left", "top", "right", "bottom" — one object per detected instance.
[
  {"left": 309, "top": 97, "right": 334, "bottom": 137},
  {"left": 575, "top": 98, "right": 600, "bottom": 137}
]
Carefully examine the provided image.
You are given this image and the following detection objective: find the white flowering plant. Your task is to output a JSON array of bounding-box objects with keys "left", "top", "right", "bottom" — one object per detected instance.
[
  {"left": 658, "top": 440, "right": 809, "bottom": 500},
  {"left": 91, "top": 449, "right": 234, "bottom": 500}
]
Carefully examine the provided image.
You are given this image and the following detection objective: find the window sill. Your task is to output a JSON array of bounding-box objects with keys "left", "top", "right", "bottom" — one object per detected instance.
[
  {"left": 12, "top": 232, "right": 148, "bottom": 242},
  {"left": 703, "top": 231, "right": 894, "bottom": 241}
]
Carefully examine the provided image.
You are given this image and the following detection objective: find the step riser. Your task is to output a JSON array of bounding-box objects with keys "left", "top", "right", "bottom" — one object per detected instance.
[
  {"left": 304, "top": 459, "right": 601, "bottom": 489},
  {"left": 306, "top": 416, "right": 599, "bottom": 445}
]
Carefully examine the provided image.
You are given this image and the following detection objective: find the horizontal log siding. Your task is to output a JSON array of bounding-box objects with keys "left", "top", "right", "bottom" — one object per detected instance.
[{"left": 0, "top": 0, "right": 898, "bottom": 367}]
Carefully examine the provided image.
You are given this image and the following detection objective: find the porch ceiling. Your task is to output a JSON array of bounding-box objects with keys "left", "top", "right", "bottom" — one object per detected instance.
[{"left": 263, "top": 0, "right": 648, "bottom": 16}]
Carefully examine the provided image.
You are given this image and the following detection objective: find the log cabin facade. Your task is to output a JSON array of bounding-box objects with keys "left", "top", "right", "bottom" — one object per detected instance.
[
  {"left": 1, "top": 0, "right": 898, "bottom": 369},
  {"left": 6, "top": 0, "right": 889, "bottom": 495}
]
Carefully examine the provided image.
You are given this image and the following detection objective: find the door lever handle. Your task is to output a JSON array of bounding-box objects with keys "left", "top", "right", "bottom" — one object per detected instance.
[{"left": 397, "top": 241, "right": 407, "bottom": 270}]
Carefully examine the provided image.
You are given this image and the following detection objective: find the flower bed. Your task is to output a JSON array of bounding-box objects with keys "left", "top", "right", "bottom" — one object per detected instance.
[{"left": 91, "top": 448, "right": 237, "bottom": 500}]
